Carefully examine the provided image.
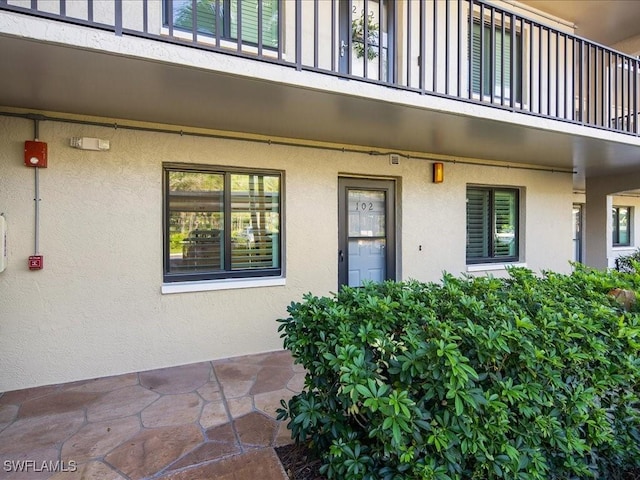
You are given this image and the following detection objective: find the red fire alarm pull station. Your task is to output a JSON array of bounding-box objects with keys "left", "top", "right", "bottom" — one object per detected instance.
[
  {"left": 24, "top": 141, "right": 48, "bottom": 168},
  {"left": 28, "top": 255, "right": 43, "bottom": 270}
]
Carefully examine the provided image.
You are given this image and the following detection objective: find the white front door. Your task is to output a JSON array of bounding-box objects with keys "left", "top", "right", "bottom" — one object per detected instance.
[{"left": 338, "top": 178, "right": 395, "bottom": 288}]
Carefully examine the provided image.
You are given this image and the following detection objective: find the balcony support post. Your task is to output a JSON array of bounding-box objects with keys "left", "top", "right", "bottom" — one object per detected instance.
[
  {"left": 295, "top": 0, "right": 301, "bottom": 71},
  {"left": 115, "top": 0, "right": 122, "bottom": 36}
]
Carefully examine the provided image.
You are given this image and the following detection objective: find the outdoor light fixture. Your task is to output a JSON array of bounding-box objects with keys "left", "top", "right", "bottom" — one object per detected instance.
[
  {"left": 70, "top": 137, "right": 110, "bottom": 151},
  {"left": 433, "top": 162, "right": 444, "bottom": 183}
]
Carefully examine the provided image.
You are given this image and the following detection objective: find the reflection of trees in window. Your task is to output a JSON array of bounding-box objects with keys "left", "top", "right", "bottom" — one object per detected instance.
[
  {"left": 170, "top": 171, "right": 223, "bottom": 191},
  {"left": 173, "top": 0, "right": 219, "bottom": 35},
  {"left": 612, "top": 206, "right": 631, "bottom": 246},
  {"left": 231, "top": 174, "right": 279, "bottom": 270},
  {"left": 168, "top": 172, "right": 223, "bottom": 257},
  {"left": 165, "top": 166, "right": 281, "bottom": 281},
  {"left": 171, "top": 0, "right": 279, "bottom": 48}
]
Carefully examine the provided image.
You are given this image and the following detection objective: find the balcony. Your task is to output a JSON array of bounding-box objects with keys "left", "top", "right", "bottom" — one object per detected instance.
[{"left": 1, "top": 0, "right": 640, "bottom": 186}]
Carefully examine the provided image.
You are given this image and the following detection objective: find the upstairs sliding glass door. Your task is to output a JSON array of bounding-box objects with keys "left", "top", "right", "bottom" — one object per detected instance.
[{"left": 339, "top": 0, "right": 394, "bottom": 82}]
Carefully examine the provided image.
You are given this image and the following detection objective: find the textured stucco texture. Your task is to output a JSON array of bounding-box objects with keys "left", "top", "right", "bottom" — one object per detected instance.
[{"left": 0, "top": 114, "right": 573, "bottom": 391}]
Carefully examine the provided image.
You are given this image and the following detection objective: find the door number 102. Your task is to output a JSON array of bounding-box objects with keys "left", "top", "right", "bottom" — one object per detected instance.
[{"left": 355, "top": 202, "right": 374, "bottom": 211}]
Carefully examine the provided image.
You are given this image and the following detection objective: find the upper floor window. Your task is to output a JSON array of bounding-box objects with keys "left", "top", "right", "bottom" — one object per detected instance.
[
  {"left": 467, "top": 186, "right": 519, "bottom": 264},
  {"left": 612, "top": 206, "right": 631, "bottom": 246},
  {"left": 166, "top": 0, "right": 279, "bottom": 49},
  {"left": 471, "top": 19, "right": 522, "bottom": 103},
  {"left": 164, "top": 164, "right": 282, "bottom": 283}
]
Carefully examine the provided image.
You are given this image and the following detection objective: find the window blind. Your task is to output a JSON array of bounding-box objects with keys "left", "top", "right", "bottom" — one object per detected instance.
[
  {"left": 471, "top": 21, "right": 521, "bottom": 101},
  {"left": 467, "top": 187, "right": 518, "bottom": 262},
  {"left": 230, "top": 174, "right": 280, "bottom": 270},
  {"left": 164, "top": 167, "right": 281, "bottom": 282},
  {"left": 172, "top": 0, "right": 218, "bottom": 35},
  {"left": 493, "top": 190, "right": 517, "bottom": 257},
  {"left": 466, "top": 188, "right": 490, "bottom": 259},
  {"left": 230, "top": 0, "right": 279, "bottom": 48},
  {"left": 171, "top": 0, "right": 279, "bottom": 48}
]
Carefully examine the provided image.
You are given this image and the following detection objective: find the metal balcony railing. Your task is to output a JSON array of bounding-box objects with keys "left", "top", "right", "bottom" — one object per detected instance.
[{"left": 2, "top": 0, "right": 639, "bottom": 136}]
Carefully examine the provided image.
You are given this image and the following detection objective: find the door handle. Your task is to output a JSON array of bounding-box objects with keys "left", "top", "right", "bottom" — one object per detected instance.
[
  {"left": 340, "top": 40, "right": 348, "bottom": 57},
  {"left": 339, "top": 250, "right": 344, "bottom": 262}
]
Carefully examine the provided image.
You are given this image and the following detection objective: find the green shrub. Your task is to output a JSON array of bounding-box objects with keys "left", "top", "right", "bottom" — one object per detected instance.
[
  {"left": 169, "top": 232, "right": 187, "bottom": 254},
  {"left": 277, "top": 267, "right": 640, "bottom": 480},
  {"left": 615, "top": 249, "right": 640, "bottom": 274}
]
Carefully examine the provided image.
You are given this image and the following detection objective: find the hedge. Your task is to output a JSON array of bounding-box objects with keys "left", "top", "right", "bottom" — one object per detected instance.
[{"left": 277, "top": 267, "right": 640, "bottom": 480}]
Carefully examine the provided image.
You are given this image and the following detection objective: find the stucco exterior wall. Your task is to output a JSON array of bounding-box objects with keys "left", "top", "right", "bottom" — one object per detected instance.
[{"left": 0, "top": 113, "right": 573, "bottom": 391}]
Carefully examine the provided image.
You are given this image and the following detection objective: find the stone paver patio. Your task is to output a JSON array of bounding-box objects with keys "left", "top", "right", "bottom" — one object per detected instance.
[{"left": 0, "top": 351, "right": 305, "bottom": 479}]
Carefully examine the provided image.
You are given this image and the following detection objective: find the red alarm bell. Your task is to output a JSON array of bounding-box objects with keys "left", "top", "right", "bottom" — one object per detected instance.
[{"left": 24, "top": 141, "right": 48, "bottom": 168}]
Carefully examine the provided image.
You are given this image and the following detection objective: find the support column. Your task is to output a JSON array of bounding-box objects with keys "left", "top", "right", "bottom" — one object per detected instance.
[
  {"left": 584, "top": 180, "right": 611, "bottom": 270},
  {"left": 584, "top": 171, "right": 640, "bottom": 270}
]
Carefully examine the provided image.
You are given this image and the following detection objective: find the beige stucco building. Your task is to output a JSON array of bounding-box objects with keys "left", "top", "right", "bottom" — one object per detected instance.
[{"left": 2, "top": 0, "right": 640, "bottom": 391}]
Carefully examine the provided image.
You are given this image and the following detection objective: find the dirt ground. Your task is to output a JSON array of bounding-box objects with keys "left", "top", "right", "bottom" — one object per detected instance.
[
  {"left": 276, "top": 444, "right": 640, "bottom": 480},
  {"left": 275, "top": 444, "right": 325, "bottom": 480}
]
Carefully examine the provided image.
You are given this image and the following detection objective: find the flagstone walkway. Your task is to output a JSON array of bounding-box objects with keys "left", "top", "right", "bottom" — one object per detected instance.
[{"left": 0, "top": 351, "right": 305, "bottom": 479}]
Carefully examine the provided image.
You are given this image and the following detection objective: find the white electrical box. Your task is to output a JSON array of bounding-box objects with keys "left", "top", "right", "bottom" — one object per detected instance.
[{"left": 0, "top": 215, "right": 7, "bottom": 273}]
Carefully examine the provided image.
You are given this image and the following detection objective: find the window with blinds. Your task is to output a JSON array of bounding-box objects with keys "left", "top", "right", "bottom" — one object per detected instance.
[
  {"left": 170, "top": 0, "right": 279, "bottom": 49},
  {"left": 470, "top": 20, "right": 522, "bottom": 102},
  {"left": 466, "top": 187, "right": 519, "bottom": 263},
  {"left": 230, "top": 1, "right": 278, "bottom": 48},
  {"left": 164, "top": 165, "right": 282, "bottom": 282},
  {"left": 612, "top": 206, "right": 631, "bottom": 247}
]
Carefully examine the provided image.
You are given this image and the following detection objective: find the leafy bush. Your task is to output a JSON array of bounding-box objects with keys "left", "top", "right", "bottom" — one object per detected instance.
[
  {"left": 169, "top": 232, "right": 187, "bottom": 254},
  {"left": 615, "top": 249, "right": 640, "bottom": 274},
  {"left": 277, "top": 267, "right": 640, "bottom": 480}
]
